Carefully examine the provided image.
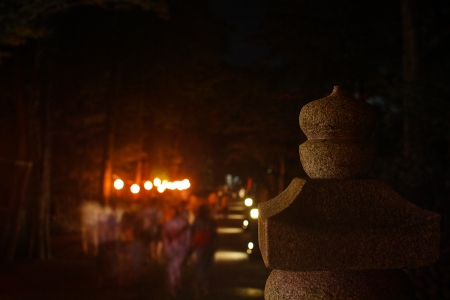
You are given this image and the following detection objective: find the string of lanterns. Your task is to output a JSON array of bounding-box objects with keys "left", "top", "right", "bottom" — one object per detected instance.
[{"left": 113, "top": 178, "right": 191, "bottom": 194}]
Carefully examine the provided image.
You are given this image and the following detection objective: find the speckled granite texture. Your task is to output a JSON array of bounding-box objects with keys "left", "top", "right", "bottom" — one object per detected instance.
[
  {"left": 265, "top": 270, "right": 415, "bottom": 299},
  {"left": 299, "top": 86, "right": 376, "bottom": 179},
  {"left": 259, "top": 178, "right": 440, "bottom": 271},
  {"left": 260, "top": 86, "right": 440, "bottom": 299}
]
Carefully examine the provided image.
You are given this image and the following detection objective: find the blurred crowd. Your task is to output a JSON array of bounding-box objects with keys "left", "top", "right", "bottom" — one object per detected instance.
[{"left": 79, "top": 192, "right": 224, "bottom": 299}]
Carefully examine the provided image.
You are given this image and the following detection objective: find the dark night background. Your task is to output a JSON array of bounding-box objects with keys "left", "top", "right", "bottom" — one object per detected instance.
[{"left": 0, "top": 0, "right": 450, "bottom": 298}]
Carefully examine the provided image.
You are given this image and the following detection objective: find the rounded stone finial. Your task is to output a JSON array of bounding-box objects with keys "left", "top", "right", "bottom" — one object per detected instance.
[
  {"left": 299, "top": 86, "right": 376, "bottom": 179},
  {"left": 299, "top": 86, "right": 376, "bottom": 140}
]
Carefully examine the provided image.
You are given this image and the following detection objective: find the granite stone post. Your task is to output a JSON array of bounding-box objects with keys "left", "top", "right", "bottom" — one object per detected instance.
[{"left": 259, "top": 86, "right": 441, "bottom": 299}]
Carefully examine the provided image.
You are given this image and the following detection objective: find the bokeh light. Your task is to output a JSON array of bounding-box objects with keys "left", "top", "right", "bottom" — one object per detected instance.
[
  {"left": 157, "top": 185, "right": 166, "bottom": 193},
  {"left": 113, "top": 179, "right": 124, "bottom": 190},
  {"left": 239, "top": 188, "right": 246, "bottom": 198},
  {"left": 144, "top": 181, "right": 153, "bottom": 190},
  {"left": 250, "top": 208, "right": 259, "bottom": 219},
  {"left": 130, "top": 184, "right": 140, "bottom": 194}
]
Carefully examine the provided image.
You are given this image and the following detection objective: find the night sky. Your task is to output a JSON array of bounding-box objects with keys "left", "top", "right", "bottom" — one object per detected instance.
[{"left": 209, "top": 0, "right": 270, "bottom": 66}]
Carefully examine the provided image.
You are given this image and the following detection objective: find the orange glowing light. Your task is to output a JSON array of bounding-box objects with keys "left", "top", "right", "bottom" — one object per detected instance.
[
  {"left": 144, "top": 181, "right": 153, "bottom": 190},
  {"left": 157, "top": 185, "right": 166, "bottom": 193},
  {"left": 130, "top": 184, "right": 140, "bottom": 194},
  {"left": 181, "top": 179, "right": 190, "bottom": 190},
  {"left": 152, "top": 178, "right": 190, "bottom": 193},
  {"left": 114, "top": 179, "right": 124, "bottom": 190}
]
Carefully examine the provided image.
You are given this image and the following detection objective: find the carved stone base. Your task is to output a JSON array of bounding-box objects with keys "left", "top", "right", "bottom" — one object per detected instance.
[{"left": 265, "top": 269, "right": 416, "bottom": 299}]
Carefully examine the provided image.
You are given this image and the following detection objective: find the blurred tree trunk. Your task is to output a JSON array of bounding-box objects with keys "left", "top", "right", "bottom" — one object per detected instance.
[
  {"left": 22, "top": 38, "right": 54, "bottom": 261},
  {"left": 135, "top": 96, "right": 144, "bottom": 186},
  {"left": 38, "top": 45, "right": 53, "bottom": 259},
  {"left": 402, "top": 0, "right": 418, "bottom": 159},
  {"left": 101, "top": 66, "right": 120, "bottom": 205},
  {"left": 2, "top": 49, "right": 33, "bottom": 262},
  {"left": 170, "top": 134, "right": 182, "bottom": 180}
]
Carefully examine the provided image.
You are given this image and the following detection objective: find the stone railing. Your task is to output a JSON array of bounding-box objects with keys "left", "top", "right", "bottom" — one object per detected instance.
[{"left": 259, "top": 86, "right": 440, "bottom": 299}]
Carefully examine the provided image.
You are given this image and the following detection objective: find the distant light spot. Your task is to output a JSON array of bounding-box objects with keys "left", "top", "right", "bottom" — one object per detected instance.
[
  {"left": 227, "top": 214, "right": 245, "bottom": 220},
  {"left": 214, "top": 251, "right": 248, "bottom": 262},
  {"left": 216, "top": 287, "right": 265, "bottom": 298},
  {"left": 217, "top": 227, "right": 243, "bottom": 234},
  {"left": 216, "top": 214, "right": 245, "bottom": 220}
]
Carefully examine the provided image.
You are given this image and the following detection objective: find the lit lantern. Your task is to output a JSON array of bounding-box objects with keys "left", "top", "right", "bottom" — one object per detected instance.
[
  {"left": 167, "top": 182, "right": 176, "bottom": 190},
  {"left": 250, "top": 208, "right": 259, "bottom": 219},
  {"left": 181, "top": 179, "right": 190, "bottom": 190},
  {"left": 173, "top": 181, "right": 181, "bottom": 190},
  {"left": 114, "top": 179, "right": 124, "bottom": 190},
  {"left": 144, "top": 181, "right": 153, "bottom": 190},
  {"left": 154, "top": 178, "right": 161, "bottom": 187},
  {"left": 157, "top": 185, "right": 166, "bottom": 193},
  {"left": 130, "top": 184, "right": 140, "bottom": 194}
]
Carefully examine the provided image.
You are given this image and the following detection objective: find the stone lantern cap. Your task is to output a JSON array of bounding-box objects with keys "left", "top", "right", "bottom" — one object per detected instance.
[
  {"left": 299, "top": 86, "right": 376, "bottom": 140},
  {"left": 299, "top": 86, "right": 377, "bottom": 179}
]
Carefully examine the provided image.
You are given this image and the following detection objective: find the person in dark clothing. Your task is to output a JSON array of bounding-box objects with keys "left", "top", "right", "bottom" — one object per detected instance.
[
  {"left": 141, "top": 198, "right": 164, "bottom": 263},
  {"left": 190, "top": 204, "right": 217, "bottom": 299},
  {"left": 118, "top": 202, "right": 144, "bottom": 286},
  {"left": 162, "top": 207, "right": 191, "bottom": 298}
]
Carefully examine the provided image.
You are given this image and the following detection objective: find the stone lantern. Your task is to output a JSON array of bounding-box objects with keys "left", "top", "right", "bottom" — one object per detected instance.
[{"left": 258, "top": 86, "right": 440, "bottom": 299}]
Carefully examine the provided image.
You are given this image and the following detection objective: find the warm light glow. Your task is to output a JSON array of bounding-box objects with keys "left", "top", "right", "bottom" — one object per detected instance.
[
  {"left": 152, "top": 178, "right": 190, "bottom": 192},
  {"left": 244, "top": 198, "right": 253, "bottom": 207},
  {"left": 243, "top": 220, "right": 249, "bottom": 227},
  {"left": 114, "top": 179, "right": 124, "bottom": 190},
  {"left": 172, "top": 181, "right": 179, "bottom": 189},
  {"left": 167, "top": 181, "right": 176, "bottom": 190},
  {"left": 227, "top": 214, "right": 245, "bottom": 220},
  {"left": 214, "top": 250, "right": 248, "bottom": 262},
  {"left": 182, "top": 179, "right": 191, "bottom": 189},
  {"left": 144, "top": 181, "right": 153, "bottom": 190},
  {"left": 250, "top": 208, "right": 259, "bottom": 219},
  {"left": 239, "top": 188, "right": 246, "bottom": 198},
  {"left": 175, "top": 179, "right": 190, "bottom": 190},
  {"left": 157, "top": 185, "right": 166, "bottom": 193},
  {"left": 229, "top": 288, "right": 264, "bottom": 298},
  {"left": 217, "top": 227, "right": 244, "bottom": 234},
  {"left": 130, "top": 184, "right": 140, "bottom": 194},
  {"left": 248, "top": 242, "right": 254, "bottom": 250}
]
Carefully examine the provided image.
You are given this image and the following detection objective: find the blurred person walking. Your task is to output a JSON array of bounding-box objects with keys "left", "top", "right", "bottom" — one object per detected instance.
[
  {"left": 179, "top": 200, "right": 195, "bottom": 226},
  {"left": 96, "top": 204, "right": 120, "bottom": 287},
  {"left": 191, "top": 204, "right": 217, "bottom": 299},
  {"left": 219, "top": 193, "right": 229, "bottom": 219},
  {"left": 141, "top": 198, "right": 164, "bottom": 263},
  {"left": 207, "top": 192, "right": 219, "bottom": 218},
  {"left": 118, "top": 202, "right": 144, "bottom": 286},
  {"left": 162, "top": 206, "right": 191, "bottom": 298},
  {"left": 80, "top": 200, "right": 101, "bottom": 256}
]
